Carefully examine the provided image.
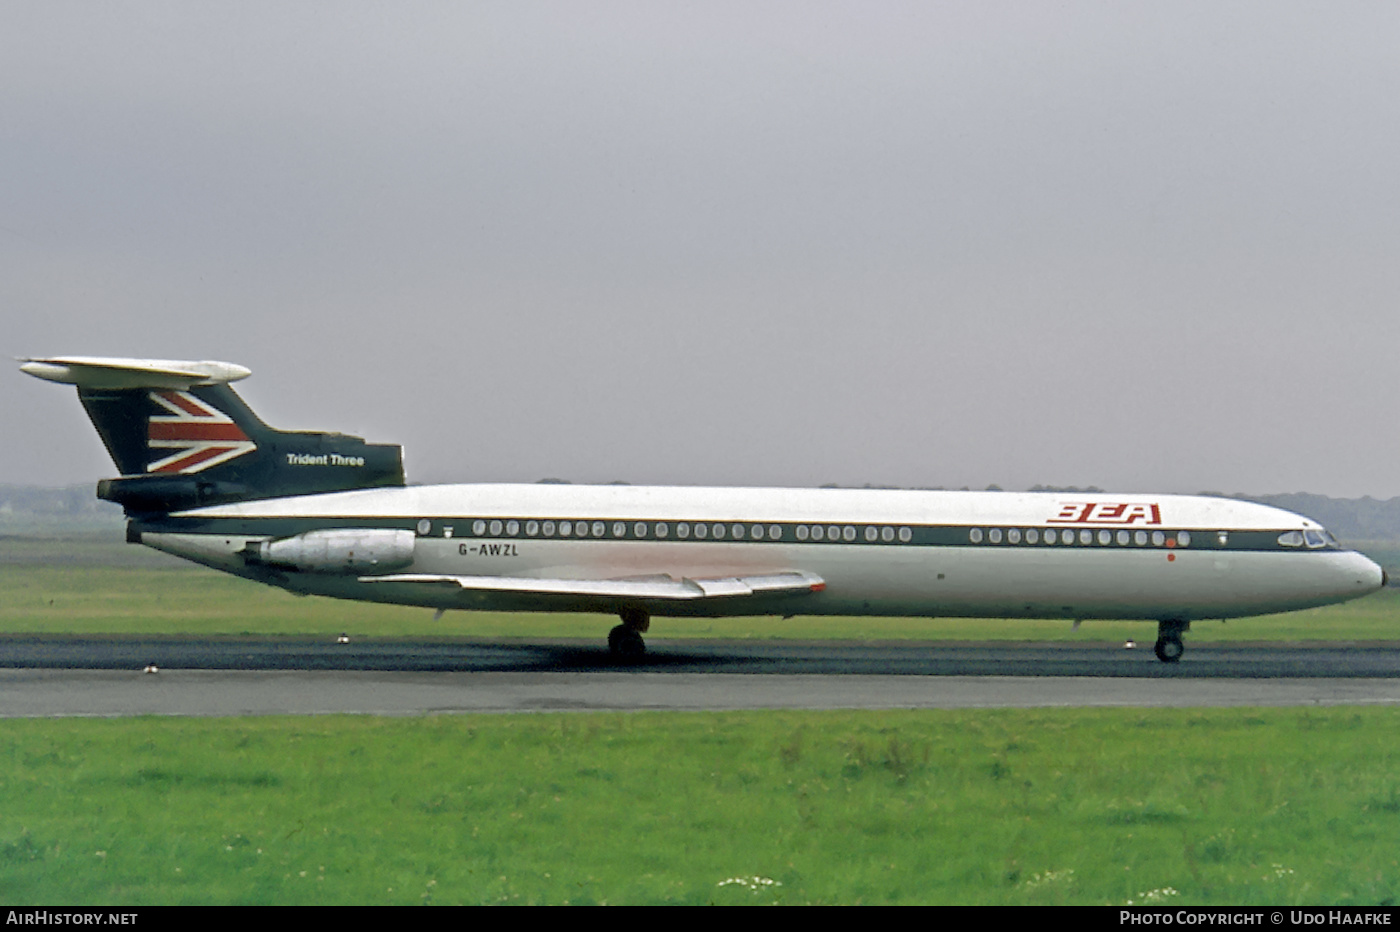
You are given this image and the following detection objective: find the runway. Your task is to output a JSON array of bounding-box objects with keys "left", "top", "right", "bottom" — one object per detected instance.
[{"left": 3, "top": 637, "right": 1400, "bottom": 717}]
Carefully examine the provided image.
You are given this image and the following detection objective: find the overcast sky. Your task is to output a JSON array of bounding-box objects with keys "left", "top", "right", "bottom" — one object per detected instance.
[{"left": 5, "top": 3, "right": 1400, "bottom": 498}]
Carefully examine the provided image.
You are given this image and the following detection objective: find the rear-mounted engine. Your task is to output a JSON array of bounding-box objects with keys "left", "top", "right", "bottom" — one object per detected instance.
[{"left": 253, "top": 529, "right": 415, "bottom": 574}]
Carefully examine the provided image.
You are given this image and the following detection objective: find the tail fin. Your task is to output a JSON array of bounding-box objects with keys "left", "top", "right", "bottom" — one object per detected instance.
[{"left": 21, "top": 356, "right": 405, "bottom": 514}]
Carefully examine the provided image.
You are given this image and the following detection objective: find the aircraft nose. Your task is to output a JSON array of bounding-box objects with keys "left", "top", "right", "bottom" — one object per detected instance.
[{"left": 1355, "top": 552, "right": 1386, "bottom": 593}]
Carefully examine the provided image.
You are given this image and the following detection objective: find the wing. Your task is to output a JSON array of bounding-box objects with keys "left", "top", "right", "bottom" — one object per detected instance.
[{"left": 359, "top": 570, "right": 825, "bottom": 605}]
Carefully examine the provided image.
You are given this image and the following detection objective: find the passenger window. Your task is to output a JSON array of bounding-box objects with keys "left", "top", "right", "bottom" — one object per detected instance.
[{"left": 970, "top": 528, "right": 984, "bottom": 543}]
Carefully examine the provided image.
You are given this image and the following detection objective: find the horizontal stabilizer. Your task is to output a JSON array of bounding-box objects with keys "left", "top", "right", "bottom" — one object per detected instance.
[
  {"left": 20, "top": 356, "right": 251, "bottom": 390},
  {"left": 359, "top": 571, "right": 826, "bottom": 601}
]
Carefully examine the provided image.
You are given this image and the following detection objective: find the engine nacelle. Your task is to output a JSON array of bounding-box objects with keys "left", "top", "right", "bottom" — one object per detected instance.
[{"left": 257, "top": 528, "right": 415, "bottom": 574}]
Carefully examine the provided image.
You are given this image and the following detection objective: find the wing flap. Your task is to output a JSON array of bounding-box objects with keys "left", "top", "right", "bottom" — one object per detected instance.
[{"left": 359, "top": 571, "right": 825, "bottom": 601}]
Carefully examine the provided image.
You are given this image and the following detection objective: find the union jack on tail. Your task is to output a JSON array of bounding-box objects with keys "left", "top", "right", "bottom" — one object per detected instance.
[{"left": 146, "top": 390, "right": 257, "bottom": 474}]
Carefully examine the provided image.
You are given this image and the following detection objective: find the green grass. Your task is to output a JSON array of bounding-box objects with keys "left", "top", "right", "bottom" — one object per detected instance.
[
  {"left": 2, "top": 533, "right": 1398, "bottom": 641},
  {"left": 1, "top": 709, "right": 1397, "bottom": 905}
]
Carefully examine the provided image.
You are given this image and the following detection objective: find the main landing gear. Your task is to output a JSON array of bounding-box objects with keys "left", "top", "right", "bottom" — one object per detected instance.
[
  {"left": 1154, "top": 619, "right": 1189, "bottom": 663},
  {"left": 608, "top": 606, "right": 650, "bottom": 660}
]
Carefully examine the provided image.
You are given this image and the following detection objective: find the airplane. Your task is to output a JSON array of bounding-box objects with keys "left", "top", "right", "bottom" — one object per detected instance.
[{"left": 19, "top": 355, "right": 1387, "bottom": 663}]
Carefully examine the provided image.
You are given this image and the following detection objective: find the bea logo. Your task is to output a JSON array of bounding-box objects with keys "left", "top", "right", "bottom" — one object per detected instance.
[{"left": 1048, "top": 502, "right": 1162, "bottom": 525}]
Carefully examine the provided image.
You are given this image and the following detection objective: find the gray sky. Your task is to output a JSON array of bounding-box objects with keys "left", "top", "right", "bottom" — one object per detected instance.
[{"left": 5, "top": 3, "right": 1400, "bottom": 497}]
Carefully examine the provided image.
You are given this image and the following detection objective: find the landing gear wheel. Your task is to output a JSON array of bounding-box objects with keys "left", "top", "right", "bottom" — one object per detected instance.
[
  {"left": 1154, "top": 635, "right": 1184, "bottom": 663},
  {"left": 608, "top": 624, "right": 646, "bottom": 659},
  {"left": 609, "top": 606, "right": 651, "bottom": 660},
  {"left": 1154, "top": 619, "right": 1189, "bottom": 663}
]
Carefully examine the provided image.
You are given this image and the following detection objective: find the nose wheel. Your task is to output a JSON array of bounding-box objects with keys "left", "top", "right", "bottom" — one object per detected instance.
[
  {"left": 608, "top": 607, "right": 650, "bottom": 660},
  {"left": 1154, "top": 619, "right": 1189, "bottom": 663}
]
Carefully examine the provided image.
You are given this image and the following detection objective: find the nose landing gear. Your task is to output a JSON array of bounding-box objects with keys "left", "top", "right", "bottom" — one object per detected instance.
[{"left": 1154, "top": 619, "right": 1189, "bottom": 663}]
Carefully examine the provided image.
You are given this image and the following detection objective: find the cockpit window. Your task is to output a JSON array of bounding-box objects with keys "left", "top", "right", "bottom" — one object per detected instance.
[{"left": 1279, "top": 528, "right": 1339, "bottom": 549}]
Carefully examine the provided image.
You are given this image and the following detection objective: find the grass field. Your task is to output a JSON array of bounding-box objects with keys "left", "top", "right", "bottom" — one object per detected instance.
[{"left": 1, "top": 708, "right": 1397, "bottom": 906}]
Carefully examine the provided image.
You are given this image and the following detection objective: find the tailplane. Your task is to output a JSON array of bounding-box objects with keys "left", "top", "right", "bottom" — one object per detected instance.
[{"left": 21, "top": 356, "right": 405, "bottom": 514}]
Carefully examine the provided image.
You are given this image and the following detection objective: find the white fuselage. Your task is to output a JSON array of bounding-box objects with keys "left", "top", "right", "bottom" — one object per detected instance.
[{"left": 136, "top": 484, "right": 1386, "bottom": 624}]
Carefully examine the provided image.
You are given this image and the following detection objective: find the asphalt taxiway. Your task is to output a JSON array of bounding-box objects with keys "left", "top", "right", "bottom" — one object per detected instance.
[{"left": 3, "top": 638, "right": 1400, "bottom": 717}]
